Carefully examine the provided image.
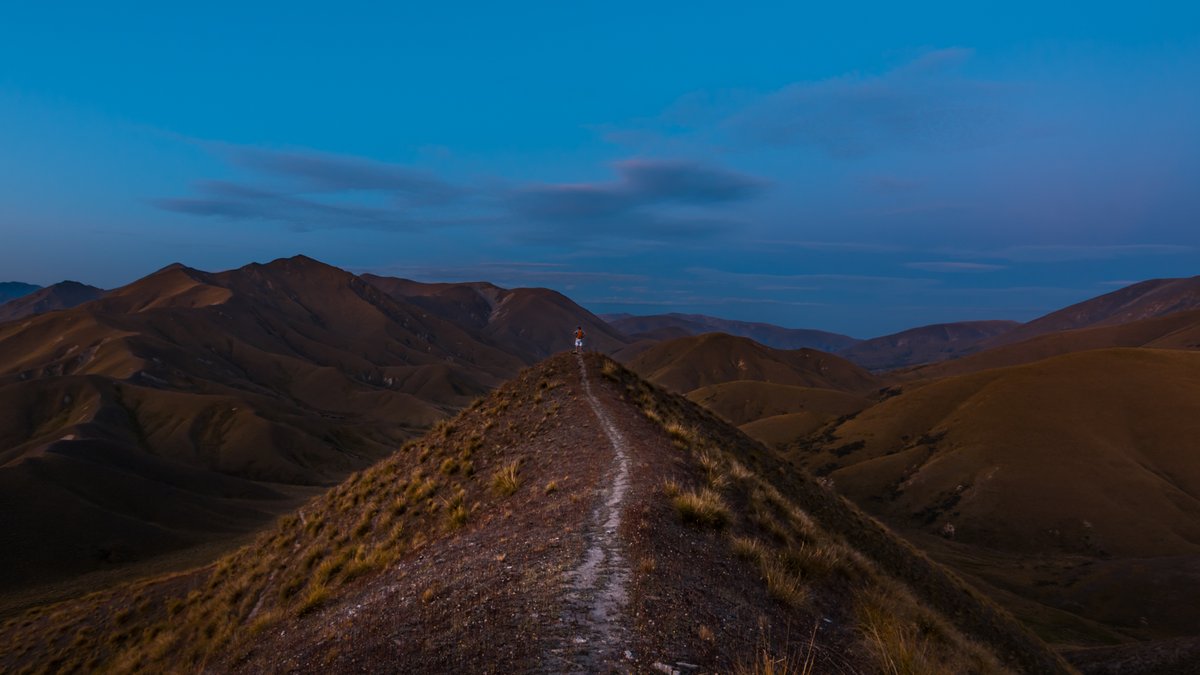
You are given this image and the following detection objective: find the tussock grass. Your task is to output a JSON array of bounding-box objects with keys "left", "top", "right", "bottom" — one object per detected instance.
[
  {"left": 672, "top": 487, "right": 731, "bottom": 529},
  {"left": 491, "top": 461, "right": 521, "bottom": 496},
  {"left": 781, "top": 542, "right": 846, "bottom": 580},
  {"left": 856, "top": 584, "right": 1006, "bottom": 675},
  {"left": 446, "top": 503, "right": 470, "bottom": 528},
  {"left": 697, "top": 451, "right": 731, "bottom": 491},
  {"left": 443, "top": 491, "right": 471, "bottom": 530},
  {"left": 299, "top": 583, "right": 330, "bottom": 616},
  {"left": 600, "top": 360, "right": 621, "bottom": 380},
  {"left": 761, "top": 558, "right": 807, "bottom": 607},
  {"left": 663, "top": 421, "right": 696, "bottom": 446},
  {"left": 662, "top": 479, "right": 682, "bottom": 497},
  {"left": 732, "top": 536, "right": 767, "bottom": 563}
]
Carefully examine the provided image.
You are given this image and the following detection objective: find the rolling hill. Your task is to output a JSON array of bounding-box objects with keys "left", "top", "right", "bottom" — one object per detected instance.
[
  {"left": 604, "top": 312, "right": 859, "bottom": 351},
  {"left": 0, "top": 353, "right": 1069, "bottom": 674},
  {"left": 983, "top": 275, "right": 1200, "bottom": 348},
  {"left": 0, "top": 281, "right": 105, "bottom": 322},
  {"left": 837, "top": 320, "right": 1019, "bottom": 371},
  {"left": 791, "top": 348, "right": 1200, "bottom": 645},
  {"left": 901, "top": 307, "right": 1200, "bottom": 380},
  {"left": 626, "top": 332, "right": 881, "bottom": 395},
  {"left": 687, "top": 380, "right": 870, "bottom": 447}
]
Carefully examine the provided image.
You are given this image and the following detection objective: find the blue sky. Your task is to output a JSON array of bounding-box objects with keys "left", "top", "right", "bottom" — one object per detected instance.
[{"left": 1, "top": 1, "right": 1198, "bottom": 336}]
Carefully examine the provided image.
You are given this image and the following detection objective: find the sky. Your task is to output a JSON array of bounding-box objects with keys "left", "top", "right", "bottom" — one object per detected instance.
[{"left": 1, "top": 1, "right": 1198, "bottom": 337}]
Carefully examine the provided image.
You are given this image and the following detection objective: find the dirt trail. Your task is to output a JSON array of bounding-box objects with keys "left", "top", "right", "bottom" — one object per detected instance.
[{"left": 545, "top": 354, "right": 634, "bottom": 672}]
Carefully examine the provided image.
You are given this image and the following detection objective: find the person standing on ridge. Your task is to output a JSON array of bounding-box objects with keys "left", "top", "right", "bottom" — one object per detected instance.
[{"left": 574, "top": 325, "right": 585, "bottom": 354}]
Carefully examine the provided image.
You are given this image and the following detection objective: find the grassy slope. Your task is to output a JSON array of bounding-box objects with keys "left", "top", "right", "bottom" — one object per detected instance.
[
  {"left": 793, "top": 348, "right": 1200, "bottom": 643},
  {"left": 0, "top": 354, "right": 1069, "bottom": 673}
]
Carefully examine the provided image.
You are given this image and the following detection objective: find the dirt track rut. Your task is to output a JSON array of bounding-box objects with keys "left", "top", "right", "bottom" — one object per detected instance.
[{"left": 545, "top": 354, "right": 634, "bottom": 672}]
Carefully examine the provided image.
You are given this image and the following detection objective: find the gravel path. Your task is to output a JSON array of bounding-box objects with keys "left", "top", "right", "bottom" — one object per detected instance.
[{"left": 545, "top": 355, "right": 635, "bottom": 672}]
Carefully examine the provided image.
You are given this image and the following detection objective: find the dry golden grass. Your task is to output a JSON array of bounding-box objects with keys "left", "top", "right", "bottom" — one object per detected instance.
[
  {"left": 299, "top": 583, "right": 330, "bottom": 616},
  {"left": 671, "top": 488, "right": 730, "bottom": 529},
  {"left": 600, "top": 360, "right": 621, "bottom": 380},
  {"left": 761, "top": 557, "right": 807, "bottom": 608},
  {"left": 491, "top": 461, "right": 521, "bottom": 496},
  {"left": 731, "top": 535, "right": 767, "bottom": 563},
  {"left": 663, "top": 421, "right": 696, "bottom": 447},
  {"left": 855, "top": 584, "right": 1007, "bottom": 675}
]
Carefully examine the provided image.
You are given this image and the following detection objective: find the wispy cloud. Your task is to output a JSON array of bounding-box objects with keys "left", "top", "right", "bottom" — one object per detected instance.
[
  {"left": 155, "top": 147, "right": 766, "bottom": 242},
  {"left": 985, "top": 244, "right": 1194, "bottom": 262},
  {"left": 741, "top": 47, "right": 1013, "bottom": 157},
  {"left": 905, "top": 261, "right": 1006, "bottom": 272},
  {"left": 686, "top": 267, "right": 936, "bottom": 286},
  {"left": 508, "top": 159, "right": 766, "bottom": 241},
  {"left": 361, "top": 261, "right": 648, "bottom": 286},
  {"left": 225, "top": 146, "right": 463, "bottom": 204},
  {"left": 152, "top": 180, "right": 419, "bottom": 230},
  {"left": 743, "top": 239, "right": 907, "bottom": 253},
  {"left": 582, "top": 295, "right": 826, "bottom": 308}
]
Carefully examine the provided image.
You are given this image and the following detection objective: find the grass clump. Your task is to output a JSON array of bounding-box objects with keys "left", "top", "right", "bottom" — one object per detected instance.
[
  {"left": 445, "top": 499, "right": 471, "bottom": 530},
  {"left": 492, "top": 461, "right": 521, "bottom": 496},
  {"left": 761, "top": 557, "right": 808, "bottom": 608},
  {"left": 664, "top": 421, "right": 696, "bottom": 446},
  {"left": 732, "top": 536, "right": 767, "bottom": 563},
  {"left": 298, "top": 584, "right": 330, "bottom": 616},
  {"left": 672, "top": 487, "right": 730, "bottom": 529},
  {"left": 601, "top": 360, "right": 622, "bottom": 381}
]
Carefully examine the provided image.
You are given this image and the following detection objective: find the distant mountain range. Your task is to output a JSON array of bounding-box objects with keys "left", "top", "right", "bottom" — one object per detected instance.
[
  {"left": 603, "top": 312, "right": 859, "bottom": 352},
  {"left": 0, "top": 280, "right": 104, "bottom": 322},
  {"left": 0, "top": 281, "right": 41, "bottom": 304},
  {"left": 984, "top": 275, "right": 1200, "bottom": 348},
  {"left": 835, "top": 320, "right": 1019, "bottom": 371},
  {"left": 610, "top": 275, "right": 1200, "bottom": 371}
]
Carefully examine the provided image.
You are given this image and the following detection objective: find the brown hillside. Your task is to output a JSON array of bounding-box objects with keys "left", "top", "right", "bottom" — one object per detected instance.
[
  {"left": 0, "top": 281, "right": 105, "bottom": 322},
  {"left": 363, "top": 274, "right": 629, "bottom": 361},
  {"left": 793, "top": 348, "right": 1200, "bottom": 645},
  {"left": 983, "top": 275, "right": 1200, "bottom": 348},
  {"left": 0, "top": 256, "right": 529, "bottom": 602},
  {"left": 900, "top": 309, "right": 1200, "bottom": 380},
  {"left": 687, "top": 381, "right": 869, "bottom": 427},
  {"left": 0, "top": 353, "right": 1069, "bottom": 674},
  {"left": 604, "top": 312, "right": 860, "bottom": 351},
  {"left": 628, "top": 332, "right": 881, "bottom": 395},
  {"left": 838, "top": 320, "right": 1019, "bottom": 371}
]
